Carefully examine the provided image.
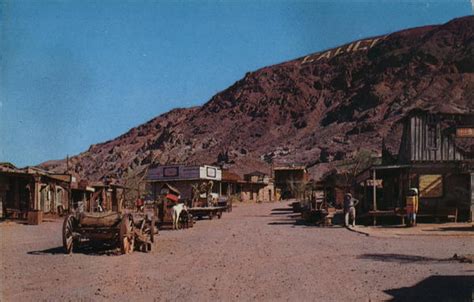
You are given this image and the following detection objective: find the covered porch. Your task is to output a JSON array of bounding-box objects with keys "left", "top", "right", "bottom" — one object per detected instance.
[{"left": 357, "top": 163, "right": 473, "bottom": 224}]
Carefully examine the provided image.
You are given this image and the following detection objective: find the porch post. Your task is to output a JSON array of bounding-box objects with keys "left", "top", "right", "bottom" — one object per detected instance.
[
  {"left": 372, "top": 169, "right": 377, "bottom": 226},
  {"left": 14, "top": 177, "right": 20, "bottom": 210},
  {"left": 363, "top": 180, "right": 367, "bottom": 212},
  {"left": 34, "top": 177, "right": 41, "bottom": 211},
  {"left": 470, "top": 172, "right": 474, "bottom": 222},
  {"left": 372, "top": 169, "right": 377, "bottom": 211}
]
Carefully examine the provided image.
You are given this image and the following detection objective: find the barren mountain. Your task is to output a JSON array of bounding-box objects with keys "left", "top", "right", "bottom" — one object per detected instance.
[{"left": 41, "top": 16, "right": 474, "bottom": 181}]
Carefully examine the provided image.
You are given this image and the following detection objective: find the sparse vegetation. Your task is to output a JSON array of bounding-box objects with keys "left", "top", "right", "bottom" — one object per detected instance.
[
  {"left": 287, "top": 177, "right": 308, "bottom": 199},
  {"left": 333, "top": 149, "right": 380, "bottom": 187},
  {"left": 122, "top": 166, "right": 151, "bottom": 208}
]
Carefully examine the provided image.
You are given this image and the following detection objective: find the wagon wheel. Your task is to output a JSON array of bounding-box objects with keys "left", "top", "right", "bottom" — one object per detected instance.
[
  {"left": 149, "top": 217, "right": 155, "bottom": 243},
  {"left": 146, "top": 217, "right": 154, "bottom": 252},
  {"left": 119, "top": 215, "right": 135, "bottom": 254},
  {"left": 152, "top": 217, "right": 159, "bottom": 235},
  {"left": 217, "top": 211, "right": 222, "bottom": 219},
  {"left": 62, "top": 214, "right": 76, "bottom": 254},
  {"left": 138, "top": 217, "right": 154, "bottom": 252}
]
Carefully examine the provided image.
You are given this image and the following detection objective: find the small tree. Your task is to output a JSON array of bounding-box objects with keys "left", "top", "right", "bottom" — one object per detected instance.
[
  {"left": 122, "top": 165, "right": 151, "bottom": 208},
  {"left": 335, "top": 149, "right": 379, "bottom": 188},
  {"left": 287, "top": 176, "right": 308, "bottom": 200}
]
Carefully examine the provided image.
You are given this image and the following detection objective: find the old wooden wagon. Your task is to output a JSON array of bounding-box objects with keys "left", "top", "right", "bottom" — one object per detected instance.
[
  {"left": 187, "top": 206, "right": 226, "bottom": 220},
  {"left": 62, "top": 211, "right": 155, "bottom": 254}
]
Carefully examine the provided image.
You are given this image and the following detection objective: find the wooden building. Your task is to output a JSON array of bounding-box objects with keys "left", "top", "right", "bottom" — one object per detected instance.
[
  {"left": 239, "top": 171, "right": 274, "bottom": 202},
  {"left": 147, "top": 164, "right": 223, "bottom": 202},
  {"left": 70, "top": 179, "right": 95, "bottom": 212},
  {"left": 221, "top": 170, "right": 241, "bottom": 197},
  {"left": 0, "top": 163, "right": 71, "bottom": 220},
  {"left": 360, "top": 110, "right": 474, "bottom": 222},
  {"left": 273, "top": 164, "right": 309, "bottom": 199}
]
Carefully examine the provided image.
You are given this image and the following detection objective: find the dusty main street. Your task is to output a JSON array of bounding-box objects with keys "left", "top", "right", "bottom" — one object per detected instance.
[{"left": 1, "top": 201, "right": 472, "bottom": 301}]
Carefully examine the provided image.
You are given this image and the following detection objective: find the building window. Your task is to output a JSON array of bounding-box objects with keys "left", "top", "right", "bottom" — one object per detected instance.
[{"left": 427, "top": 123, "right": 439, "bottom": 149}]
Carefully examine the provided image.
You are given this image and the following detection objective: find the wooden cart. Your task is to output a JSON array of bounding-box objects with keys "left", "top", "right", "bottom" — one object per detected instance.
[
  {"left": 62, "top": 211, "right": 155, "bottom": 254},
  {"left": 187, "top": 206, "right": 226, "bottom": 220}
]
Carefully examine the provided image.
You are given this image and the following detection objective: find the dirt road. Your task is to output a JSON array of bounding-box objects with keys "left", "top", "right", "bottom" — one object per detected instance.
[{"left": 1, "top": 201, "right": 472, "bottom": 301}]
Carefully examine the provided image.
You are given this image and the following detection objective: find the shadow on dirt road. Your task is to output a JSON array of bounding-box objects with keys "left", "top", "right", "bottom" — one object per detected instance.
[
  {"left": 384, "top": 275, "right": 474, "bottom": 301},
  {"left": 27, "top": 243, "right": 123, "bottom": 256}
]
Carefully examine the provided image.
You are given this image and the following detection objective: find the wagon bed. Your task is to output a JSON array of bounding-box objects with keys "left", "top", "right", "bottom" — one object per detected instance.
[
  {"left": 62, "top": 211, "right": 155, "bottom": 254},
  {"left": 187, "top": 206, "right": 226, "bottom": 220}
]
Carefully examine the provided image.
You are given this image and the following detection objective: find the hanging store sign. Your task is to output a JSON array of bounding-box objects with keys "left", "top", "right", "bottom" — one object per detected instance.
[
  {"left": 456, "top": 128, "right": 474, "bottom": 138},
  {"left": 366, "top": 179, "right": 383, "bottom": 187}
]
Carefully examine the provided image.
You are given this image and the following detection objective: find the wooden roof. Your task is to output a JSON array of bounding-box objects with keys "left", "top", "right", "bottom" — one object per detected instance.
[{"left": 222, "top": 170, "right": 241, "bottom": 182}]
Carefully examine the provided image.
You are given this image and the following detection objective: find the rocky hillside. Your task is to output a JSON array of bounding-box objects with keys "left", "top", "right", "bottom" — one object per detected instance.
[{"left": 41, "top": 16, "right": 474, "bottom": 181}]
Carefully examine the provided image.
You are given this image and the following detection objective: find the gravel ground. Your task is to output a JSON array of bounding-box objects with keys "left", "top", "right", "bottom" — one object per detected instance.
[{"left": 1, "top": 201, "right": 472, "bottom": 301}]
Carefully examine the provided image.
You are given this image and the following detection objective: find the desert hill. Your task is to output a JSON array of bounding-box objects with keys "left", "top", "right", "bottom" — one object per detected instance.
[{"left": 41, "top": 16, "right": 474, "bottom": 181}]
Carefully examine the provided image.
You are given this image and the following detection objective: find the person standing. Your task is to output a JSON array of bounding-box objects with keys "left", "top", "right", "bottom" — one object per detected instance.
[{"left": 344, "top": 193, "right": 359, "bottom": 227}]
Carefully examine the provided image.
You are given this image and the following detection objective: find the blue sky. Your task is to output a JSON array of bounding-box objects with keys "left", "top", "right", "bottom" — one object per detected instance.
[{"left": 1, "top": 0, "right": 472, "bottom": 167}]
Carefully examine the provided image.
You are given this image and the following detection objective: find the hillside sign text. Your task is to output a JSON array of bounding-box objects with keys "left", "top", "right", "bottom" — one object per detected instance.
[{"left": 301, "top": 36, "right": 386, "bottom": 64}]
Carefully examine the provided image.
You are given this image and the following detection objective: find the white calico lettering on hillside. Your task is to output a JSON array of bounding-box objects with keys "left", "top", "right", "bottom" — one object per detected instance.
[{"left": 301, "top": 36, "right": 387, "bottom": 64}]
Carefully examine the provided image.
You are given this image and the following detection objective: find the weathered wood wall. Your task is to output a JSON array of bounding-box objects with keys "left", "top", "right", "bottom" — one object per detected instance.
[{"left": 400, "top": 115, "right": 465, "bottom": 163}]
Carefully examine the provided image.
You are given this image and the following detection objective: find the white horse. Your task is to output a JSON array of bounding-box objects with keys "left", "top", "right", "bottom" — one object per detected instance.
[{"left": 172, "top": 203, "right": 187, "bottom": 230}]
